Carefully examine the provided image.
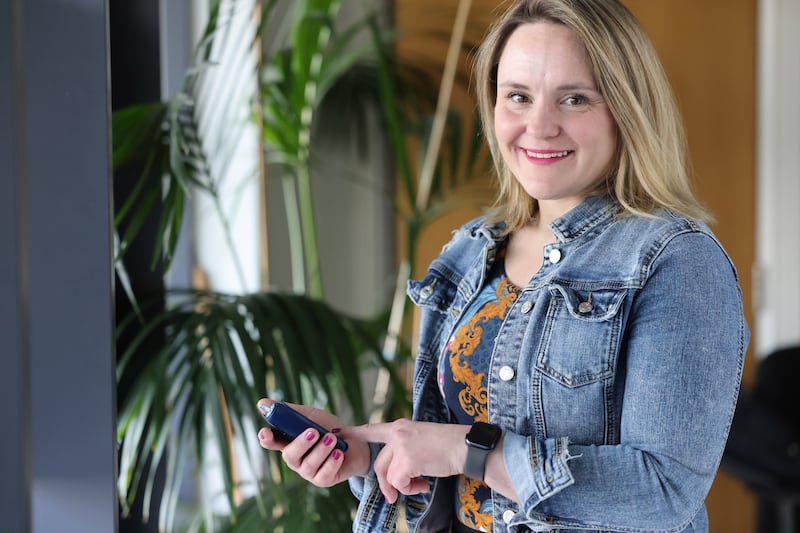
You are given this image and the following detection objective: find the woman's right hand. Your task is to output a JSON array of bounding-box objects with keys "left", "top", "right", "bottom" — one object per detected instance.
[{"left": 256, "top": 398, "right": 371, "bottom": 488}]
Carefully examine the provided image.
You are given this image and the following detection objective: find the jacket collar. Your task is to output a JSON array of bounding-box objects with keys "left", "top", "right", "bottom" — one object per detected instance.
[
  {"left": 549, "top": 194, "right": 620, "bottom": 242},
  {"left": 476, "top": 194, "right": 620, "bottom": 243}
]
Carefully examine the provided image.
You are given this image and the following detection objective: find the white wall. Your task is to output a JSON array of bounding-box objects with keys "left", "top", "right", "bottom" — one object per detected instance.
[
  {"left": 755, "top": 0, "right": 800, "bottom": 358},
  {"left": 177, "top": 0, "right": 263, "bottom": 518},
  {"left": 190, "top": 0, "right": 262, "bottom": 295}
]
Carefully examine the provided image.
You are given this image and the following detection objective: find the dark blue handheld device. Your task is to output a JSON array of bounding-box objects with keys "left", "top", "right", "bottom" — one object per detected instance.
[{"left": 261, "top": 402, "right": 348, "bottom": 452}]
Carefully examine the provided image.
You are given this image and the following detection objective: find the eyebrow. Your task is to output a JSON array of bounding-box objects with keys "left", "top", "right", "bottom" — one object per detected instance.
[{"left": 498, "top": 81, "right": 599, "bottom": 92}]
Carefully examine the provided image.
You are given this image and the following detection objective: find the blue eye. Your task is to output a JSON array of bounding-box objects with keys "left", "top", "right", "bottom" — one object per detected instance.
[
  {"left": 509, "top": 92, "right": 529, "bottom": 104},
  {"left": 563, "top": 95, "right": 588, "bottom": 106}
]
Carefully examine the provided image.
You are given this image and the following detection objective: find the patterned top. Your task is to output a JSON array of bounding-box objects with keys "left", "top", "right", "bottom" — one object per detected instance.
[{"left": 438, "top": 252, "right": 522, "bottom": 532}]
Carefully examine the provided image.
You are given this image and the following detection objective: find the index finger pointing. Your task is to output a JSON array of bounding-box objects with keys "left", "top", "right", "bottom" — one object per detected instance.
[{"left": 346, "top": 421, "right": 398, "bottom": 443}]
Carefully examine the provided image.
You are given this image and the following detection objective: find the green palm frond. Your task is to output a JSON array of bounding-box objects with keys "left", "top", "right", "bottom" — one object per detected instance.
[
  {"left": 261, "top": 1, "right": 391, "bottom": 297},
  {"left": 112, "top": 0, "right": 254, "bottom": 303},
  {"left": 212, "top": 479, "right": 354, "bottom": 533},
  {"left": 116, "top": 289, "right": 407, "bottom": 532},
  {"left": 112, "top": 100, "right": 199, "bottom": 274}
]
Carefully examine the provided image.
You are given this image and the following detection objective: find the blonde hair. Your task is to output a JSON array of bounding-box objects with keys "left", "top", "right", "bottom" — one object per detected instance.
[{"left": 473, "top": 0, "right": 712, "bottom": 231}]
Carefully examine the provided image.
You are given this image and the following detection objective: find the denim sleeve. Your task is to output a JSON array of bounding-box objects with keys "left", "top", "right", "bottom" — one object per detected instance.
[
  {"left": 503, "top": 433, "right": 577, "bottom": 503},
  {"left": 349, "top": 442, "right": 404, "bottom": 533},
  {"left": 505, "top": 231, "right": 748, "bottom": 532}
]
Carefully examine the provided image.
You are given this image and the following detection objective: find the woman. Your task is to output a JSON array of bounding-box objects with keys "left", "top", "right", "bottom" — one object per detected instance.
[{"left": 257, "top": 0, "right": 748, "bottom": 531}]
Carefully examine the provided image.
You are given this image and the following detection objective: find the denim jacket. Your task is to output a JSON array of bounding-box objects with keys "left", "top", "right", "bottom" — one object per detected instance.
[{"left": 350, "top": 195, "right": 748, "bottom": 533}]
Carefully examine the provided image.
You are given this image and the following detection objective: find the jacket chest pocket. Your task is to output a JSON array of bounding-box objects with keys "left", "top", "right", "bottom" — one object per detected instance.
[{"left": 535, "top": 284, "right": 628, "bottom": 388}]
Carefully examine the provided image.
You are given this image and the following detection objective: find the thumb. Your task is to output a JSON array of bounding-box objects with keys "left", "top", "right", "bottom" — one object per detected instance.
[{"left": 399, "top": 477, "right": 431, "bottom": 496}]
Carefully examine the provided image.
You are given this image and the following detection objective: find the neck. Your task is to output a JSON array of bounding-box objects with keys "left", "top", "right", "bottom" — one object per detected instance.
[{"left": 536, "top": 198, "right": 583, "bottom": 227}]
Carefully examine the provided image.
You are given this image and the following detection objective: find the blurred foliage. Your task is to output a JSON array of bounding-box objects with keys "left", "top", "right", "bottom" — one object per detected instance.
[{"left": 112, "top": 0, "right": 487, "bottom": 531}]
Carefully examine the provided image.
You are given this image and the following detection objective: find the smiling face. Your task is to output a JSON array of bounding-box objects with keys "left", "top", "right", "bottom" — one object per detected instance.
[{"left": 494, "top": 21, "right": 617, "bottom": 216}]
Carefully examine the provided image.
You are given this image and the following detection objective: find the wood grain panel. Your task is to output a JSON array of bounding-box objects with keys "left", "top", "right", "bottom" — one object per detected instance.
[{"left": 625, "top": 3, "right": 757, "bottom": 529}]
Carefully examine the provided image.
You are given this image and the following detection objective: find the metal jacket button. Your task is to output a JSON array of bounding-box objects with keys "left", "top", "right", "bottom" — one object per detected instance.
[
  {"left": 548, "top": 248, "right": 562, "bottom": 264},
  {"left": 502, "top": 510, "right": 515, "bottom": 524},
  {"left": 520, "top": 300, "right": 533, "bottom": 314},
  {"left": 499, "top": 365, "right": 515, "bottom": 381}
]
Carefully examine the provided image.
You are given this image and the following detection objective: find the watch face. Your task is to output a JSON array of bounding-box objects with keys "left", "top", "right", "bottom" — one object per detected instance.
[{"left": 467, "top": 422, "right": 501, "bottom": 450}]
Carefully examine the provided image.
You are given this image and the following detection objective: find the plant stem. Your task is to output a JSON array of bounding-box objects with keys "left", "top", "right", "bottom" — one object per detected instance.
[
  {"left": 415, "top": 0, "right": 473, "bottom": 210},
  {"left": 281, "top": 173, "right": 308, "bottom": 295},
  {"left": 295, "top": 161, "right": 323, "bottom": 299},
  {"left": 292, "top": 3, "right": 339, "bottom": 300}
]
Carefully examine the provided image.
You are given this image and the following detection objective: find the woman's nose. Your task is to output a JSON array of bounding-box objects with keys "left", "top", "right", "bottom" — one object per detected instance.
[{"left": 526, "top": 102, "right": 560, "bottom": 138}]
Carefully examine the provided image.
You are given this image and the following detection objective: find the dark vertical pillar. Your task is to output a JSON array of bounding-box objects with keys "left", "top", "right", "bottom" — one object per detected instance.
[
  {"left": 109, "top": 2, "right": 166, "bottom": 531},
  {"left": 0, "top": 0, "right": 31, "bottom": 530},
  {"left": 1, "top": 0, "right": 118, "bottom": 531}
]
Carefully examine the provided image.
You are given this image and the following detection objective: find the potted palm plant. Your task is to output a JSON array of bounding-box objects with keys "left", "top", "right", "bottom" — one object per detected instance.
[{"left": 113, "top": 0, "right": 488, "bottom": 531}]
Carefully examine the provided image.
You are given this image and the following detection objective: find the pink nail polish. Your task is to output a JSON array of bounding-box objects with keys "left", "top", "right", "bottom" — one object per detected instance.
[
  {"left": 323, "top": 435, "right": 333, "bottom": 446},
  {"left": 305, "top": 431, "right": 315, "bottom": 441},
  {"left": 331, "top": 427, "right": 342, "bottom": 434},
  {"left": 332, "top": 450, "right": 341, "bottom": 460}
]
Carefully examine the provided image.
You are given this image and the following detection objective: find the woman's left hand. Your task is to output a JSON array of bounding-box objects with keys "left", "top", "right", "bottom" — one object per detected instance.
[
  {"left": 348, "top": 419, "right": 471, "bottom": 503},
  {"left": 256, "top": 399, "right": 371, "bottom": 487}
]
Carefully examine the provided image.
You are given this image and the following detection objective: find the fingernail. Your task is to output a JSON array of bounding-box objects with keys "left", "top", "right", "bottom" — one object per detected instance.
[
  {"left": 258, "top": 429, "right": 267, "bottom": 441},
  {"left": 257, "top": 403, "right": 268, "bottom": 414},
  {"left": 331, "top": 427, "right": 342, "bottom": 434},
  {"left": 305, "top": 430, "right": 315, "bottom": 441},
  {"left": 332, "top": 450, "right": 341, "bottom": 460},
  {"left": 323, "top": 435, "right": 333, "bottom": 446}
]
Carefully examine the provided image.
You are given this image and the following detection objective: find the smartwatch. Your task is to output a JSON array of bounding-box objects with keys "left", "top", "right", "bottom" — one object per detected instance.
[{"left": 464, "top": 422, "right": 502, "bottom": 481}]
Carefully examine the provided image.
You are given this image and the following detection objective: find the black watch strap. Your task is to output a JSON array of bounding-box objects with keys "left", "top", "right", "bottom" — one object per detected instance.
[
  {"left": 464, "top": 445, "right": 491, "bottom": 481},
  {"left": 464, "top": 422, "right": 502, "bottom": 481}
]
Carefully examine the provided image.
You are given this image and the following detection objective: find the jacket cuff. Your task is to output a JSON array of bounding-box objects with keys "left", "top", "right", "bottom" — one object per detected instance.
[{"left": 503, "top": 434, "right": 577, "bottom": 510}]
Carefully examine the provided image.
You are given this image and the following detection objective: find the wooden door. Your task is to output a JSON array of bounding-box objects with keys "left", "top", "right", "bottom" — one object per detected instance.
[{"left": 625, "top": 2, "right": 757, "bottom": 530}]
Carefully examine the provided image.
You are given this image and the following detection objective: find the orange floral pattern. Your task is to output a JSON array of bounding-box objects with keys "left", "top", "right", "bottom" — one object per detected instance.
[{"left": 445, "top": 273, "right": 520, "bottom": 531}]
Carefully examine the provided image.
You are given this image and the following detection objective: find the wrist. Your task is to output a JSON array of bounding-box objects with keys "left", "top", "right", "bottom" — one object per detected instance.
[{"left": 482, "top": 432, "right": 505, "bottom": 485}]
